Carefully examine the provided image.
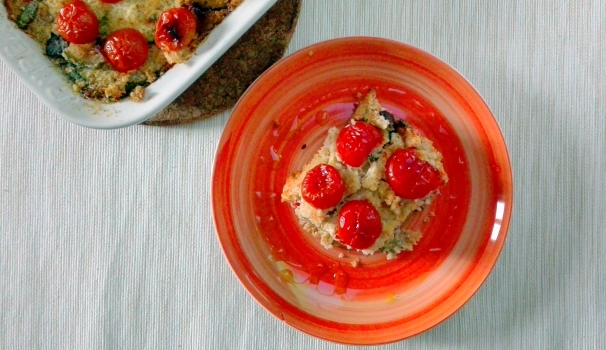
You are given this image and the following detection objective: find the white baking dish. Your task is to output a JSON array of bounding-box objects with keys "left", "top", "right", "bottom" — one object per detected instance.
[{"left": 0, "top": 0, "right": 277, "bottom": 129}]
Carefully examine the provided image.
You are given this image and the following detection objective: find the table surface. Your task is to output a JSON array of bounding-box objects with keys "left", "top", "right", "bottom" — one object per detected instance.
[{"left": 1, "top": 1, "right": 605, "bottom": 349}]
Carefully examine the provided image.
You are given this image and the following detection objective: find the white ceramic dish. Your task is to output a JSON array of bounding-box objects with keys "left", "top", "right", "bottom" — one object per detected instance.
[{"left": 0, "top": 0, "right": 277, "bottom": 129}]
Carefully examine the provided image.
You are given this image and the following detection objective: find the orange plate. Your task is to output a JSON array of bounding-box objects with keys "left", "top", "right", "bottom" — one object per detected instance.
[{"left": 211, "top": 37, "right": 512, "bottom": 344}]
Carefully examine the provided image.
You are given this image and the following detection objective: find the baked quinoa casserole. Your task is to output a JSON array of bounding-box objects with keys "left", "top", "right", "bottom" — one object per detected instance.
[
  {"left": 3, "top": 0, "right": 243, "bottom": 102},
  {"left": 282, "top": 90, "right": 448, "bottom": 260}
]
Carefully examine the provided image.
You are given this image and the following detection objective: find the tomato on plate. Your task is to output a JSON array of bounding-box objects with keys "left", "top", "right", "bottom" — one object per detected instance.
[
  {"left": 103, "top": 29, "right": 149, "bottom": 73},
  {"left": 336, "top": 121, "right": 383, "bottom": 167},
  {"left": 336, "top": 200, "right": 382, "bottom": 249},
  {"left": 386, "top": 148, "right": 443, "bottom": 199},
  {"left": 301, "top": 164, "right": 344, "bottom": 210},
  {"left": 56, "top": 0, "right": 99, "bottom": 44},
  {"left": 155, "top": 8, "right": 198, "bottom": 52}
]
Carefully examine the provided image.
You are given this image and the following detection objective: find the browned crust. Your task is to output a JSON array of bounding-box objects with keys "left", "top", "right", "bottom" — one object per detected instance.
[
  {"left": 144, "top": 0, "right": 302, "bottom": 126},
  {"left": 3, "top": 0, "right": 28, "bottom": 21}
]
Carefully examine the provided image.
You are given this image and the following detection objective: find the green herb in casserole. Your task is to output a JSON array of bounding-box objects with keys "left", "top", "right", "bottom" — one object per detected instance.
[{"left": 3, "top": 0, "right": 243, "bottom": 102}]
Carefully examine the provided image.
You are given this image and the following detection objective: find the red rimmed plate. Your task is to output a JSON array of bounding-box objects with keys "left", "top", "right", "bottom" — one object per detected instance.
[{"left": 211, "top": 37, "right": 512, "bottom": 344}]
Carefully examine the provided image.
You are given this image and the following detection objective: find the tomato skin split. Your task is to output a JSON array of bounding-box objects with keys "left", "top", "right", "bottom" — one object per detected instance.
[
  {"left": 301, "top": 164, "right": 345, "bottom": 210},
  {"left": 103, "top": 29, "right": 149, "bottom": 73},
  {"left": 336, "top": 200, "right": 382, "bottom": 250},
  {"left": 56, "top": 0, "right": 99, "bottom": 44},
  {"left": 155, "top": 8, "right": 198, "bottom": 52},
  {"left": 385, "top": 148, "right": 443, "bottom": 199},
  {"left": 336, "top": 121, "right": 383, "bottom": 167}
]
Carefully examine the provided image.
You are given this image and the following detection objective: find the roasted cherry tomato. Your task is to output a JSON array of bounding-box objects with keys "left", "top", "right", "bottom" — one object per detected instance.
[
  {"left": 155, "top": 8, "right": 198, "bottom": 51},
  {"left": 385, "top": 148, "right": 443, "bottom": 199},
  {"left": 56, "top": 0, "right": 99, "bottom": 44},
  {"left": 103, "top": 28, "right": 149, "bottom": 73},
  {"left": 301, "top": 164, "right": 345, "bottom": 210},
  {"left": 336, "top": 200, "right": 382, "bottom": 249},
  {"left": 336, "top": 121, "right": 383, "bottom": 167}
]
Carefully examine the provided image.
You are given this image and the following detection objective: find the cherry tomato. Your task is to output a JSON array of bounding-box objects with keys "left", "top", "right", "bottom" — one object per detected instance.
[
  {"left": 301, "top": 164, "right": 344, "bottom": 210},
  {"left": 103, "top": 29, "right": 149, "bottom": 73},
  {"left": 385, "top": 148, "right": 443, "bottom": 199},
  {"left": 155, "top": 8, "right": 198, "bottom": 51},
  {"left": 336, "top": 121, "right": 383, "bottom": 167},
  {"left": 56, "top": 0, "right": 99, "bottom": 44},
  {"left": 336, "top": 200, "right": 382, "bottom": 249}
]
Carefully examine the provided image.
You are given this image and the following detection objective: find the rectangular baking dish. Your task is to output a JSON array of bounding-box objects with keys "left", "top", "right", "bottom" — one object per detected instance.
[{"left": 0, "top": 0, "right": 278, "bottom": 129}]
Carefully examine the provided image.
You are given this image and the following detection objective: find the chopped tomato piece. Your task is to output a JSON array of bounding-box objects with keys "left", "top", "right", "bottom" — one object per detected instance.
[
  {"left": 385, "top": 148, "right": 443, "bottom": 199},
  {"left": 336, "top": 200, "right": 382, "bottom": 249},
  {"left": 103, "top": 29, "right": 149, "bottom": 73},
  {"left": 155, "top": 8, "right": 198, "bottom": 52},
  {"left": 56, "top": 0, "right": 99, "bottom": 44},
  {"left": 301, "top": 164, "right": 344, "bottom": 210},
  {"left": 336, "top": 121, "right": 383, "bottom": 167}
]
